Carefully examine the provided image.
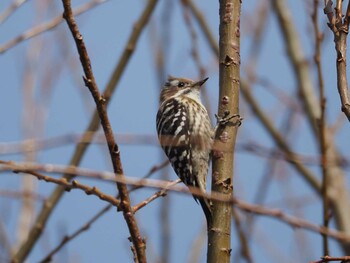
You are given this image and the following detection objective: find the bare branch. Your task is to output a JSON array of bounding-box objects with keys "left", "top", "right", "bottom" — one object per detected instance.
[
  {"left": 0, "top": 0, "right": 109, "bottom": 54},
  {"left": 60, "top": 0, "right": 148, "bottom": 260},
  {"left": 310, "top": 255, "right": 350, "bottom": 263},
  {"left": 2, "top": 160, "right": 350, "bottom": 244},
  {"left": 312, "top": 0, "right": 330, "bottom": 255},
  {"left": 241, "top": 82, "right": 321, "bottom": 191},
  {"left": 38, "top": 204, "right": 112, "bottom": 263},
  {"left": 36, "top": 160, "right": 169, "bottom": 262},
  {"left": 0, "top": 133, "right": 157, "bottom": 155},
  {"left": 12, "top": 0, "right": 159, "bottom": 261},
  {"left": 132, "top": 179, "right": 181, "bottom": 212},
  {"left": 0, "top": 0, "right": 27, "bottom": 24},
  {"left": 324, "top": 0, "right": 350, "bottom": 121},
  {"left": 208, "top": 1, "right": 241, "bottom": 261},
  {"left": 235, "top": 199, "right": 350, "bottom": 244}
]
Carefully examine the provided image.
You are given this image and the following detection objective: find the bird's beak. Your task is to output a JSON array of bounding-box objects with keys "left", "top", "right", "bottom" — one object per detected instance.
[{"left": 193, "top": 77, "right": 209, "bottom": 87}]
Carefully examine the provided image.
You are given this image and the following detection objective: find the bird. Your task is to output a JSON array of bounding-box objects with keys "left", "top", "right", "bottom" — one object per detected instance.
[{"left": 156, "top": 76, "right": 213, "bottom": 226}]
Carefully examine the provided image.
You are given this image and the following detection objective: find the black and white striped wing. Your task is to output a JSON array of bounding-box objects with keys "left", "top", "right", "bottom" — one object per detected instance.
[{"left": 156, "top": 98, "right": 194, "bottom": 186}]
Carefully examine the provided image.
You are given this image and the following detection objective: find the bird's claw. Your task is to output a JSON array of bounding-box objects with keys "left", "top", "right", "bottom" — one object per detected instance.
[{"left": 215, "top": 111, "right": 243, "bottom": 127}]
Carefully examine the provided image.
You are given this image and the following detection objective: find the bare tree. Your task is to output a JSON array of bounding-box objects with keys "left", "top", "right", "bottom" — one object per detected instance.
[{"left": 1, "top": 0, "right": 350, "bottom": 262}]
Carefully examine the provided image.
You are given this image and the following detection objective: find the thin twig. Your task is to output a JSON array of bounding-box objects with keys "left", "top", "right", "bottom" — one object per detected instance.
[
  {"left": 0, "top": 220, "right": 12, "bottom": 259},
  {"left": 181, "top": 1, "right": 211, "bottom": 118},
  {"left": 312, "top": 0, "right": 329, "bottom": 256},
  {"left": 18, "top": 169, "right": 120, "bottom": 207},
  {"left": 38, "top": 204, "right": 112, "bottom": 263},
  {"left": 61, "top": 0, "right": 146, "bottom": 260},
  {"left": 2, "top": 135, "right": 350, "bottom": 168},
  {"left": 37, "top": 161, "right": 168, "bottom": 262},
  {"left": 232, "top": 209, "right": 253, "bottom": 263},
  {"left": 185, "top": 0, "right": 219, "bottom": 57},
  {"left": 324, "top": 0, "right": 350, "bottom": 120},
  {"left": 0, "top": 190, "right": 45, "bottom": 201},
  {"left": 0, "top": 0, "right": 27, "bottom": 24},
  {"left": 235, "top": 199, "right": 350, "bottom": 243},
  {"left": 240, "top": 82, "right": 321, "bottom": 191},
  {"left": 132, "top": 179, "right": 181, "bottom": 212},
  {"left": 0, "top": 133, "right": 157, "bottom": 155},
  {"left": 245, "top": 0, "right": 270, "bottom": 80},
  {"left": 4, "top": 160, "right": 350, "bottom": 243},
  {"left": 271, "top": 0, "right": 321, "bottom": 131},
  {"left": 310, "top": 255, "right": 350, "bottom": 263},
  {"left": 0, "top": 0, "right": 109, "bottom": 54}
]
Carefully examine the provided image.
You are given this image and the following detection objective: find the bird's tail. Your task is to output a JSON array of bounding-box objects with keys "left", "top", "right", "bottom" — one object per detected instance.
[
  {"left": 192, "top": 178, "right": 212, "bottom": 229},
  {"left": 199, "top": 197, "right": 212, "bottom": 229}
]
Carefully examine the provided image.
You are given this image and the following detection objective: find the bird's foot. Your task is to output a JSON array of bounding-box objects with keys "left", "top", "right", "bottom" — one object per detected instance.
[{"left": 215, "top": 110, "right": 243, "bottom": 127}]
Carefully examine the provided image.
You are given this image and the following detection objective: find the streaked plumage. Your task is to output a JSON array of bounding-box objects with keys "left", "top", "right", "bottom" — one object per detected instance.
[{"left": 156, "top": 76, "right": 213, "bottom": 225}]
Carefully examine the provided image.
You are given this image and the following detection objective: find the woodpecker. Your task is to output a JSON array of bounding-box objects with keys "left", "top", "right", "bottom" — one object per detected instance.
[{"left": 156, "top": 76, "right": 213, "bottom": 225}]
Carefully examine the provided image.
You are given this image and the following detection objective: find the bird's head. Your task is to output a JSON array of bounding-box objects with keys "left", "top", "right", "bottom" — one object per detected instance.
[{"left": 159, "top": 76, "right": 208, "bottom": 104}]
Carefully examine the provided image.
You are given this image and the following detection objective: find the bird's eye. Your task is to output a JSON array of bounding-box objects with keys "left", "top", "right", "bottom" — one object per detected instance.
[{"left": 178, "top": 82, "right": 185, "bottom": 87}]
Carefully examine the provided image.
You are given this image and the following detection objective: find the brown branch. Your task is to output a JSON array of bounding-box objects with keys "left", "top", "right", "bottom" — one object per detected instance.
[
  {"left": 254, "top": 75, "right": 302, "bottom": 114},
  {"left": 271, "top": 0, "right": 321, "bottom": 131},
  {"left": 208, "top": 0, "right": 241, "bottom": 262},
  {"left": 321, "top": 0, "right": 350, "bottom": 253},
  {"left": 1, "top": 161, "right": 175, "bottom": 207},
  {"left": 132, "top": 179, "right": 181, "bottom": 212},
  {"left": 39, "top": 204, "right": 112, "bottom": 263},
  {"left": 324, "top": 0, "right": 350, "bottom": 121},
  {"left": 12, "top": 1, "right": 158, "bottom": 262},
  {"left": 335, "top": 0, "right": 343, "bottom": 24},
  {"left": 0, "top": 0, "right": 109, "bottom": 54},
  {"left": 245, "top": 0, "right": 270, "bottom": 80},
  {"left": 184, "top": 0, "right": 219, "bottom": 57},
  {"left": 181, "top": 1, "right": 212, "bottom": 117},
  {"left": 0, "top": 160, "right": 181, "bottom": 188},
  {"left": 37, "top": 160, "right": 168, "bottom": 263},
  {"left": 232, "top": 209, "right": 253, "bottom": 263},
  {"left": 3, "top": 160, "right": 350, "bottom": 244},
  {"left": 237, "top": 141, "right": 347, "bottom": 167},
  {"left": 272, "top": 0, "right": 350, "bottom": 254},
  {"left": 0, "top": 0, "right": 27, "bottom": 24},
  {"left": 189, "top": 5, "right": 350, "bottom": 254},
  {"left": 187, "top": 224, "right": 207, "bottom": 263},
  {"left": 0, "top": 190, "right": 45, "bottom": 201},
  {"left": 234, "top": 199, "right": 350, "bottom": 244},
  {"left": 13, "top": 168, "right": 120, "bottom": 207},
  {"left": 61, "top": 0, "right": 146, "bottom": 261},
  {"left": 240, "top": 82, "right": 321, "bottom": 191},
  {"left": 0, "top": 133, "right": 157, "bottom": 155},
  {"left": 2, "top": 134, "right": 350, "bottom": 168},
  {"left": 186, "top": 5, "right": 350, "bottom": 254},
  {"left": 38, "top": 179, "right": 180, "bottom": 262},
  {"left": 0, "top": 220, "right": 12, "bottom": 261},
  {"left": 192, "top": 1, "right": 350, "bottom": 247},
  {"left": 310, "top": 255, "right": 350, "bottom": 263},
  {"left": 312, "top": 0, "right": 330, "bottom": 255}
]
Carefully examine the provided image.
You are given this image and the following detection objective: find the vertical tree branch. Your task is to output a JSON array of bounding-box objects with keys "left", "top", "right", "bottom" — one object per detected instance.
[
  {"left": 312, "top": 0, "right": 330, "bottom": 256},
  {"left": 185, "top": 0, "right": 219, "bottom": 57},
  {"left": 232, "top": 209, "right": 253, "bottom": 263},
  {"left": 208, "top": 0, "right": 241, "bottom": 262},
  {"left": 324, "top": 0, "right": 350, "bottom": 121},
  {"left": 60, "top": 0, "right": 146, "bottom": 261},
  {"left": 271, "top": 0, "right": 321, "bottom": 132}
]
